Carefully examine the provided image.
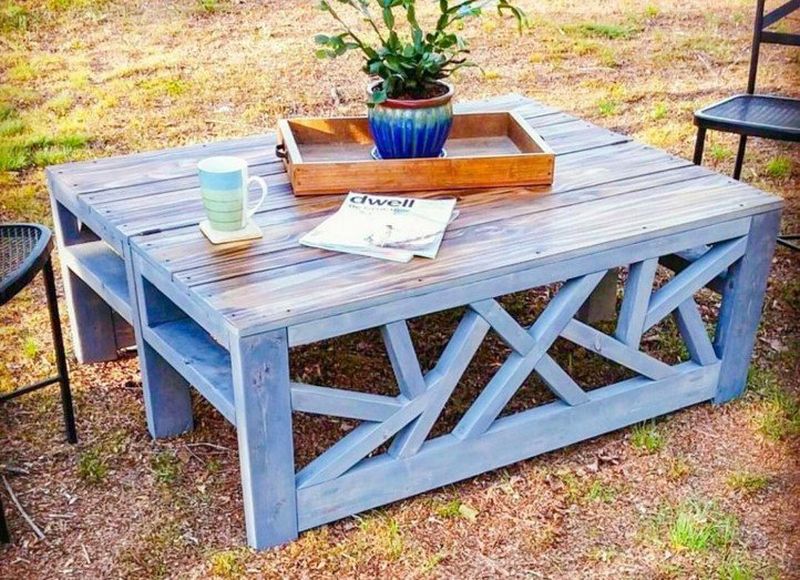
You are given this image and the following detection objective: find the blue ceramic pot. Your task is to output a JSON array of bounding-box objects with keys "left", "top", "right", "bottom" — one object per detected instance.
[{"left": 367, "top": 81, "right": 454, "bottom": 159}]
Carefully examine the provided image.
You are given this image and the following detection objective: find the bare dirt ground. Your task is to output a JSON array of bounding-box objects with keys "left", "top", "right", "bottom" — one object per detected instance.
[{"left": 0, "top": 0, "right": 799, "bottom": 578}]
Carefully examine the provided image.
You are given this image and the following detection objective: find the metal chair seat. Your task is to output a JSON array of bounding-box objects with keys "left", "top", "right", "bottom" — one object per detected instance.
[
  {"left": 1, "top": 224, "right": 53, "bottom": 305},
  {"left": 691, "top": 0, "right": 798, "bottom": 251},
  {"left": 695, "top": 94, "right": 800, "bottom": 141},
  {"left": 1, "top": 223, "right": 77, "bottom": 544}
]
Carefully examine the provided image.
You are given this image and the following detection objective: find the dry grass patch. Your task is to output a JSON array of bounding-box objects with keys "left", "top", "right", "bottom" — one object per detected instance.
[{"left": 0, "top": 0, "right": 798, "bottom": 577}]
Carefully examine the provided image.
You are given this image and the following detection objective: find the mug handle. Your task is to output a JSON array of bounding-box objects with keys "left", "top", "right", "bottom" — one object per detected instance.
[{"left": 243, "top": 175, "right": 268, "bottom": 226}]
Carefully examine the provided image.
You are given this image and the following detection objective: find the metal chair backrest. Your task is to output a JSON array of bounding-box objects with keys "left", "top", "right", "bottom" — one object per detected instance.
[{"left": 747, "top": 0, "right": 800, "bottom": 93}]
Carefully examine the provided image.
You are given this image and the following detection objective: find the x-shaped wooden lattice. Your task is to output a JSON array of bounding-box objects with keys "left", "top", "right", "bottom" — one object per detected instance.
[{"left": 294, "top": 236, "right": 746, "bottom": 489}]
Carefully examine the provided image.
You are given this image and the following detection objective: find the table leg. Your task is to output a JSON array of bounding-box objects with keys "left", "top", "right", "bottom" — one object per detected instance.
[
  {"left": 714, "top": 210, "right": 781, "bottom": 403},
  {"left": 132, "top": 259, "right": 194, "bottom": 438},
  {"left": 49, "top": 199, "right": 121, "bottom": 363},
  {"left": 577, "top": 268, "right": 619, "bottom": 323},
  {"left": 231, "top": 329, "right": 298, "bottom": 550}
]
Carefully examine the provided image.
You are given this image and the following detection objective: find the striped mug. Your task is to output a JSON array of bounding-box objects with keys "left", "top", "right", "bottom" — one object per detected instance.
[{"left": 197, "top": 156, "right": 268, "bottom": 232}]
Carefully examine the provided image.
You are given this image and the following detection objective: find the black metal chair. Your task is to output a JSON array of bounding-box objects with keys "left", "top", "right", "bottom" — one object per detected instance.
[
  {"left": 693, "top": 0, "right": 800, "bottom": 251},
  {"left": 1, "top": 224, "right": 77, "bottom": 543}
]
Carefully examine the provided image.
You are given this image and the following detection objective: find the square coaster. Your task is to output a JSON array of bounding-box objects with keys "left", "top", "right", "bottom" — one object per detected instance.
[{"left": 199, "top": 219, "right": 263, "bottom": 245}]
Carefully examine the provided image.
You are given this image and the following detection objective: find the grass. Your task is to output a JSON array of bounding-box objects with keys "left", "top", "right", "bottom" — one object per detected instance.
[
  {"left": 0, "top": 132, "right": 89, "bottom": 171},
  {"left": 0, "top": 117, "right": 26, "bottom": 137},
  {"left": 598, "top": 97, "right": 619, "bottom": 117},
  {"left": 710, "top": 143, "right": 734, "bottom": 162},
  {"left": 716, "top": 557, "right": 760, "bottom": 580},
  {"left": 151, "top": 450, "right": 182, "bottom": 485},
  {"left": 630, "top": 420, "right": 665, "bottom": 453},
  {"left": 22, "top": 336, "right": 39, "bottom": 359},
  {"left": 435, "top": 499, "right": 463, "bottom": 518},
  {"left": 567, "top": 22, "right": 639, "bottom": 40},
  {"left": 748, "top": 366, "right": 800, "bottom": 440},
  {"left": 667, "top": 456, "right": 693, "bottom": 481},
  {"left": 358, "top": 515, "right": 405, "bottom": 560},
  {"left": 0, "top": 2, "right": 30, "bottom": 32},
  {"left": 197, "top": 0, "right": 222, "bottom": 13},
  {"left": 208, "top": 549, "right": 248, "bottom": 578},
  {"left": 667, "top": 501, "right": 738, "bottom": 552},
  {"left": 77, "top": 449, "right": 109, "bottom": 484},
  {"left": 725, "top": 470, "right": 770, "bottom": 495},
  {"left": 585, "top": 480, "right": 618, "bottom": 503},
  {"left": 764, "top": 156, "right": 792, "bottom": 179},
  {"left": 650, "top": 102, "right": 668, "bottom": 121},
  {"left": 0, "top": 0, "right": 798, "bottom": 577}
]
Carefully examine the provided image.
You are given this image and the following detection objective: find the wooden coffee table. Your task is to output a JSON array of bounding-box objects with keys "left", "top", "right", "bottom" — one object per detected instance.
[{"left": 46, "top": 94, "right": 783, "bottom": 549}]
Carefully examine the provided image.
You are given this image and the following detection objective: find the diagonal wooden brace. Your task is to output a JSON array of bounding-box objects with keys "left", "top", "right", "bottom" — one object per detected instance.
[{"left": 453, "top": 270, "right": 607, "bottom": 439}]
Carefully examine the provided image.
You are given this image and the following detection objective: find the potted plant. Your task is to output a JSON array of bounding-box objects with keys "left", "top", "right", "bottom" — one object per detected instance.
[{"left": 315, "top": 0, "right": 527, "bottom": 159}]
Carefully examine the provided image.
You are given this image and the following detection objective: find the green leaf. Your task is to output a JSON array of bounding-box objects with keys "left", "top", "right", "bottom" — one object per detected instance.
[{"left": 382, "top": 6, "right": 394, "bottom": 29}]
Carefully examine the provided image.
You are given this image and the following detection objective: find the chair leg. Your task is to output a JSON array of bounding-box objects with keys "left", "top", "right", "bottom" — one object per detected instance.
[
  {"left": 733, "top": 135, "right": 748, "bottom": 180},
  {"left": 0, "top": 496, "right": 9, "bottom": 543},
  {"left": 693, "top": 127, "right": 706, "bottom": 165},
  {"left": 43, "top": 258, "right": 77, "bottom": 444}
]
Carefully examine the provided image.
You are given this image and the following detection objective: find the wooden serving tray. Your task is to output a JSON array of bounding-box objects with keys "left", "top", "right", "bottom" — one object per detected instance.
[{"left": 276, "top": 111, "right": 555, "bottom": 195}]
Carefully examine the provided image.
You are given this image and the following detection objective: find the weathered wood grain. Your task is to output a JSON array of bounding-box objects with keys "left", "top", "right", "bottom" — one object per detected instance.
[
  {"left": 48, "top": 195, "right": 121, "bottom": 363},
  {"left": 285, "top": 218, "right": 752, "bottom": 347},
  {"left": 166, "top": 165, "right": 713, "bottom": 288},
  {"left": 189, "top": 177, "right": 780, "bottom": 337},
  {"left": 615, "top": 258, "right": 659, "bottom": 346},
  {"left": 713, "top": 210, "right": 781, "bottom": 403},
  {"left": 143, "top": 143, "right": 703, "bottom": 280},
  {"left": 133, "top": 263, "right": 195, "bottom": 438},
  {"left": 231, "top": 329, "right": 298, "bottom": 549},
  {"left": 296, "top": 362, "right": 720, "bottom": 530},
  {"left": 453, "top": 271, "right": 605, "bottom": 439}
]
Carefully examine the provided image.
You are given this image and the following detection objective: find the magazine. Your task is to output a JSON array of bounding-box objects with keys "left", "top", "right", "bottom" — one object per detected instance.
[{"left": 299, "top": 192, "right": 458, "bottom": 263}]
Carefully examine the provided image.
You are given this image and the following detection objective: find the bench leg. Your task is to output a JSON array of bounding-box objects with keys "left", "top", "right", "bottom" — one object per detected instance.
[
  {"left": 577, "top": 268, "right": 619, "bottom": 323},
  {"left": 231, "top": 329, "right": 298, "bottom": 550},
  {"left": 131, "top": 258, "right": 194, "bottom": 439},
  {"left": 49, "top": 199, "right": 121, "bottom": 363},
  {"left": 139, "top": 343, "right": 194, "bottom": 438},
  {"left": 713, "top": 210, "right": 780, "bottom": 403}
]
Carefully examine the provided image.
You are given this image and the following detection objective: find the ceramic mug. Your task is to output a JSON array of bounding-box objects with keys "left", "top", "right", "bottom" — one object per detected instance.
[{"left": 197, "top": 156, "right": 268, "bottom": 231}]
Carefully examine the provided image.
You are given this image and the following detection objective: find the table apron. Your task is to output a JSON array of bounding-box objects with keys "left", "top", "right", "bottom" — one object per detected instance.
[{"left": 287, "top": 216, "right": 753, "bottom": 347}]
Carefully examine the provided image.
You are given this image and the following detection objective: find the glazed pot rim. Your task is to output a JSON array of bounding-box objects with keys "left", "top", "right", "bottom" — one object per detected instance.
[{"left": 367, "top": 79, "right": 454, "bottom": 109}]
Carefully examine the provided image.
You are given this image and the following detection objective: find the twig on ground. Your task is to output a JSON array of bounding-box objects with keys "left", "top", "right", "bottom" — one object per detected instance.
[
  {"left": 183, "top": 445, "right": 205, "bottom": 464},
  {"left": 0, "top": 464, "right": 30, "bottom": 476},
  {"left": 47, "top": 513, "right": 75, "bottom": 519},
  {"left": 186, "top": 442, "right": 231, "bottom": 452},
  {"left": 2, "top": 475, "right": 45, "bottom": 541}
]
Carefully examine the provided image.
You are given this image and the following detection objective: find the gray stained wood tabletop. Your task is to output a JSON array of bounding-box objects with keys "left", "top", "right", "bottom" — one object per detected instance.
[{"left": 47, "top": 94, "right": 783, "bottom": 340}]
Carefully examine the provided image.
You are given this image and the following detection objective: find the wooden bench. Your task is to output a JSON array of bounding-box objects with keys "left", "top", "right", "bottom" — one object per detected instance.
[{"left": 47, "top": 94, "right": 782, "bottom": 549}]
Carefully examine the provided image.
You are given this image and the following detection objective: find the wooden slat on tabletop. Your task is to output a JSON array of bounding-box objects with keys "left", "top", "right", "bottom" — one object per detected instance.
[
  {"left": 138, "top": 139, "right": 694, "bottom": 272},
  {"left": 56, "top": 94, "right": 539, "bottom": 198},
  {"left": 175, "top": 165, "right": 716, "bottom": 288},
  {"left": 52, "top": 134, "right": 275, "bottom": 201},
  {"left": 52, "top": 133, "right": 271, "bottom": 177},
  {"left": 58, "top": 96, "right": 551, "bottom": 243},
  {"left": 95, "top": 110, "right": 575, "bottom": 219},
  {"left": 82, "top": 158, "right": 288, "bottom": 206},
  {"left": 188, "top": 177, "right": 781, "bottom": 333},
  {"left": 98, "top": 116, "right": 622, "bottom": 238}
]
